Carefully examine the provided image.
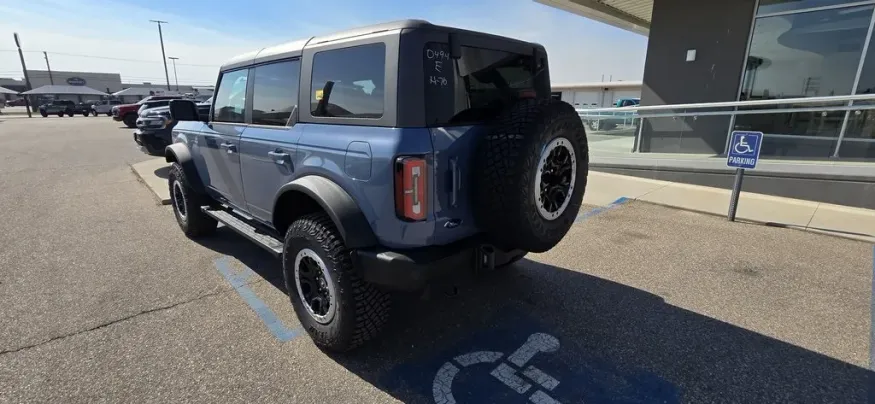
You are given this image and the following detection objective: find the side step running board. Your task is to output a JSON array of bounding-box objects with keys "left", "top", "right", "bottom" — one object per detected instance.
[{"left": 201, "top": 207, "right": 283, "bottom": 257}]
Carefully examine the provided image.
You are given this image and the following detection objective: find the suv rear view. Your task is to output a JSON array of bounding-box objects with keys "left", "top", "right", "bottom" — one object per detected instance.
[{"left": 164, "top": 20, "right": 588, "bottom": 352}]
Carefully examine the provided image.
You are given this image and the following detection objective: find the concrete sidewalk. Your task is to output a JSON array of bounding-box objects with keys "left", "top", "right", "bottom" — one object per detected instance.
[
  {"left": 130, "top": 158, "right": 170, "bottom": 205},
  {"left": 584, "top": 171, "right": 875, "bottom": 243}
]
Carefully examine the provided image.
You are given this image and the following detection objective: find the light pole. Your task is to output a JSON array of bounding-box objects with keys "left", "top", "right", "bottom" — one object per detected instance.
[
  {"left": 13, "top": 33, "right": 33, "bottom": 117},
  {"left": 149, "top": 20, "right": 172, "bottom": 91},
  {"left": 168, "top": 56, "right": 180, "bottom": 91}
]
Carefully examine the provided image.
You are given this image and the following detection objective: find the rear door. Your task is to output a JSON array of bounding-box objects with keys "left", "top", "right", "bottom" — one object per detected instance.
[
  {"left": 418, "top": 36, "right": 549, "bottom": 244},
  {"left": 201, "top": 68, "right": 249, "bottom": 208},
  {"left": 238, "top": 59, "right": 303, "bottom": 223}
]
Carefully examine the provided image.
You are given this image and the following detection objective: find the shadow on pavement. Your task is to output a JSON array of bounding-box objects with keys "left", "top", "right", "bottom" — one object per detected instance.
[
  {"left": 333, "top": 259, "right": 874, "bottom": 403},
  {"left": 194, "top": 227, "right": 288, "bottom": 293},
  {"left": 154, "top": 165, "right": 170, "bottom": 180},
  {"left": 192, "top": 229, "right": 874, "bottom": 403}
]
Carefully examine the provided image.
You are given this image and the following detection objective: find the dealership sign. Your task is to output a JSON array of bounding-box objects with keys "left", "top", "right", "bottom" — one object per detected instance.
[{"left": 66, "top": 77, "right": 87, "bottom": 86}]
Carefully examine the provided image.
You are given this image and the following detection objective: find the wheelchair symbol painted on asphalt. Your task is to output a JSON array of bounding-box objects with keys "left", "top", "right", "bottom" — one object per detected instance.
[{"left": 433, "top": 333, "right": 563, "bottom": 404}]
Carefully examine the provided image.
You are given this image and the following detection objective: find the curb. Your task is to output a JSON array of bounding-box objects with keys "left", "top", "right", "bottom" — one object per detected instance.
[{"left": 129, "top": 163, "right": 171, "bottom": 206}]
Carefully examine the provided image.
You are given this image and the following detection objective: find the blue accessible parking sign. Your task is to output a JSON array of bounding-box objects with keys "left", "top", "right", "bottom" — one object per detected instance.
[{"left": 727, "top": 131, "right": 763, "bottom": 169}]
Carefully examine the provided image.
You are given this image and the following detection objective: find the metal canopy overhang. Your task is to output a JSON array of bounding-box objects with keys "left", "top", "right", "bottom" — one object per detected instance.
[
  {"left": 534, "top": 0, "right": 652, "bottom": 36},
  {"left": 20, "top": 85, "right": 108, "bottom": 96},
  {"left": 0, "top": 86, "right": 18, "bottom": 94},
  {"left": 112, "top": 87, "right": 182, "bottom": 97}
]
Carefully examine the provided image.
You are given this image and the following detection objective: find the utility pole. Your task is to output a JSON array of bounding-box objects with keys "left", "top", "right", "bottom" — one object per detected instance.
[
  {"left": 149, "top": 20, "right": 172, "bottom": 91},
  {"left": 13, "top": 33, "right": 32, "bottom": 118},
  {"left": 43, "top": 51, "right": 54, "bottom": 85},
  {"left": 168, "top": 56, "right": 179, "bottom": 91}
]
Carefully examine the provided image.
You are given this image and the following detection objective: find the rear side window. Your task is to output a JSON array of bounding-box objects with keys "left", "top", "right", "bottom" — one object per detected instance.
[
  {"left": 252, "top": 60, "right": 301, "bottom": 126},
  {"left": 310, "top": 43, "right": 385, "bottom": 119},
  {"left": 213, "top": 69, "right": 249, "bottom": 123},
  {"left": 424, "top": 43, "right": 545, "bottom": 126}
]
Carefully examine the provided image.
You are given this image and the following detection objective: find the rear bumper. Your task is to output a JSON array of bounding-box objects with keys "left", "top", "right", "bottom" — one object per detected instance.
[
  {"left": 134, "top": 130, "right": 171, "bottom": 154},
  {"left": 355, "top": 240, "right": 525, "bottom": 291}
]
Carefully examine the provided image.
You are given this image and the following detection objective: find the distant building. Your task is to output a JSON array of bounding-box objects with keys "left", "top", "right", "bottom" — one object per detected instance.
[
  {"left": 552, "top": 81, "right": 642, "bottom": 108},
  {"left": 0, "top": 70, "right": 213, "bottom": 103}
]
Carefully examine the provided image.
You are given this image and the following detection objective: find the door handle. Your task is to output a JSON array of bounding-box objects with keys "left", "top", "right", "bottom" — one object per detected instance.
[
  {"left": 219, "top": 143, "right": 237, "bottom": 153},
  {"left": 267, "top": 150, "right": 289, "bottom": 165}
]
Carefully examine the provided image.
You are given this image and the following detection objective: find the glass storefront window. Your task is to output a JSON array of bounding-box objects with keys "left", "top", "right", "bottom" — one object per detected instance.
[
  {"left": 742, "top": 6, "right": 872, "bottom": 101},
  {"left": 737, "top": 5, "right": 874, "bottom": 159},
  {"left": 757, "top": 0, "right": 864, "bottom": 15}
]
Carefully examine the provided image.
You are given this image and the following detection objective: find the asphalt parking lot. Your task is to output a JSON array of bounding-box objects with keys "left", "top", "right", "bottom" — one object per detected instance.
[{"left": 0, "top": 116, "right": 873, "bottom": 403}]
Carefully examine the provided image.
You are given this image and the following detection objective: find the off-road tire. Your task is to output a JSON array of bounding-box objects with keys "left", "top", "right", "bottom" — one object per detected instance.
[
  {"left": 472, "top": 98, "right": 588, "bottom": 253},
  {"left": 123, "top": 113, "right": 137, "bottom": 128},
  {"left": 283, "top": 212, "right": 390, "bottom": 352},
  {"left": 40, "top": 111, "right": 47, "bottom": 117},
  {"left": 56, "top": 112, "right": 63, "bottom": 117},
  {"left": 66, "top": 111, "right": 74, "bottom": 117},
  {"left": 496, "top": 252, "right": 528, "bottom": 269},
  {"left": 168, "top": 163, "right": 217, "bottom": 237}
]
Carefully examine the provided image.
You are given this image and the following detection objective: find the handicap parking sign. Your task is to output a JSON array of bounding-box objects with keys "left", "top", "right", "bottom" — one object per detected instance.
[{"left": 726, "top": 131, "right": 763, "bottom": 170}]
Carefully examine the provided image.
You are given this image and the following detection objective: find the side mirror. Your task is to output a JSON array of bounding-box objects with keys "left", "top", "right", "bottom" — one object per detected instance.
[{"left": 169, "top": 99, "right": 199, "bottom": 122}]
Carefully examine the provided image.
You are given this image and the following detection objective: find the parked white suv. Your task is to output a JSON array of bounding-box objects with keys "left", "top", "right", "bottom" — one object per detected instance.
[{"left": 91, "top": 100, "right": 123, "bottom": 116}]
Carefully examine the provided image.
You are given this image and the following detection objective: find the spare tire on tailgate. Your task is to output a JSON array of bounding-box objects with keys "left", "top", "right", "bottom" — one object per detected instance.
[{"left": 472, "top": 98, "right": 588, "bottom": 253}]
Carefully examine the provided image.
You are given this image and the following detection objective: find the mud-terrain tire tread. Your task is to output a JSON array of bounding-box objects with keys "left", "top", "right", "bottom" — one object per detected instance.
[
  {"left": 284, "top": 212, "right": 390, "bottom": 352},
  {"left": 472, "top": 98, "right": 589, "bottom": 253},
  {"left": 168, "top": 163, "right": 217, "bottom": 237}
]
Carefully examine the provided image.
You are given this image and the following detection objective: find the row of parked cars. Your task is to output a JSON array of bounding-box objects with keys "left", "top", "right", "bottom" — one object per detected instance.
[{"left": 110, "top": 95, "right": 211, "bottom": 155}]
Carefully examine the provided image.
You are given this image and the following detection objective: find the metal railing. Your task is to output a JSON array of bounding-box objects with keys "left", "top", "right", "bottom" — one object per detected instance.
[{"left": 576, "top": 94, "right": 875, "bottom": 158}]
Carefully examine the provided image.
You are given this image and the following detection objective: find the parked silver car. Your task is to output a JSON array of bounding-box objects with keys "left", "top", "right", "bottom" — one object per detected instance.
[{"left": 91, "top": 99, "right": 123, "bottom": 116}]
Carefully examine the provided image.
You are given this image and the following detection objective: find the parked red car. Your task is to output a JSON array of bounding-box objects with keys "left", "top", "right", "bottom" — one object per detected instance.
[{"left": 113, "top": 95, "right": 183, "bottom": 128}]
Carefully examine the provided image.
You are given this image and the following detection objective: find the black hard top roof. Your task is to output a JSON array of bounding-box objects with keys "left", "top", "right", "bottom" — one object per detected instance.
[{"left": 220, "top": 19, "right": 543, "bottom": 71}]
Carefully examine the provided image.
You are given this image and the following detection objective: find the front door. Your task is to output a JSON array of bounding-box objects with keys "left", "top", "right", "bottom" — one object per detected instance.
[
  {"left": 238, "top": 59, "right": 303, "bottom": 223},
  {"left": 202, "top": 122, "right": 245, "bottom": 208},
  {"left": 205, "top": 68, "right": 250, "bottom": 208}
]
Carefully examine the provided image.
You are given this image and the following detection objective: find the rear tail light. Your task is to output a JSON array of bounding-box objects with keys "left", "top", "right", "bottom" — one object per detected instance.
[{"left": 394, "top": 156, "right": 428, "bottom": 221}]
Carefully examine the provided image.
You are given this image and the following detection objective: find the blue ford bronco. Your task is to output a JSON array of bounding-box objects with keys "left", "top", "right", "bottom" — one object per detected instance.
[{"left": 165, "top": 20, "right": 589, "bottom": 351}]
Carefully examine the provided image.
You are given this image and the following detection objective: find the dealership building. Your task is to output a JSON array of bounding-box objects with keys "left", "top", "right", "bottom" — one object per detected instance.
[
  {"left": 538, "top": 0, "right": 875, "bottom": 208},
  {"left": 539, "top": 0, "right": 875, "bottom": 161},
  {"left": 0, "top": 70, "right": 213, "bottom": 104}
]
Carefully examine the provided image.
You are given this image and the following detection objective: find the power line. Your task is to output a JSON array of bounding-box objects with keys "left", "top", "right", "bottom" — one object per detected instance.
[
  {"left": 22, "top": 72, "right": 213, "bottom": 81},
  {"left": 1, "top": 49, "right": 219, "bottom": 67}
]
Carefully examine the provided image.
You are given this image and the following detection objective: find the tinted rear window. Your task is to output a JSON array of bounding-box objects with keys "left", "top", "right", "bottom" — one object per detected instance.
[
  {"left": 424, "top": 43, "right": 546, "bottom": 126},
  {"left": 310, "top": 43, "right": 385, "bottom": 119}
]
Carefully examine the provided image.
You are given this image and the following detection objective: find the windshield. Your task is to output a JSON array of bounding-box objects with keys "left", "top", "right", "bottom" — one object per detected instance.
[{"left": 424, "top": 43, "right": 547, "bottom": 126}]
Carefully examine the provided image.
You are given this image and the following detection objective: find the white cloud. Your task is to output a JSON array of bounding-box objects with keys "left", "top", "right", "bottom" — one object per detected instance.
[{"left": 0, "top": 0, "right": 647, "bottom": 86}]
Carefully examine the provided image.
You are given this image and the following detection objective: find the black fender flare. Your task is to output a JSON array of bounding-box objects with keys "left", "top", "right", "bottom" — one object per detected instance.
[
  {"left": 164, "top": 143, "right": 206, "bottom": 194},
  {"left": 274, "top": 176, "right": 377, "bottom": 249}
]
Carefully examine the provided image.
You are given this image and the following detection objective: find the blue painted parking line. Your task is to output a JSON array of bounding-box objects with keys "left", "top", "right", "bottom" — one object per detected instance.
[
  {"left": 575, "top": 197, "right": 630, "bottom": 223},
  {"left": 214, "top": 257, "right": 302, "bottom": 342},
  {"left": 382, "top": 309, "right": 679, "bottom": 403}
]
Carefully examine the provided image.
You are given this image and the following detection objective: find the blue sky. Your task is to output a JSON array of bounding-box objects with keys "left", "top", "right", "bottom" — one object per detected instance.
[{"left": 0, "top": 0, "right": 647, "bottom": 86}]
